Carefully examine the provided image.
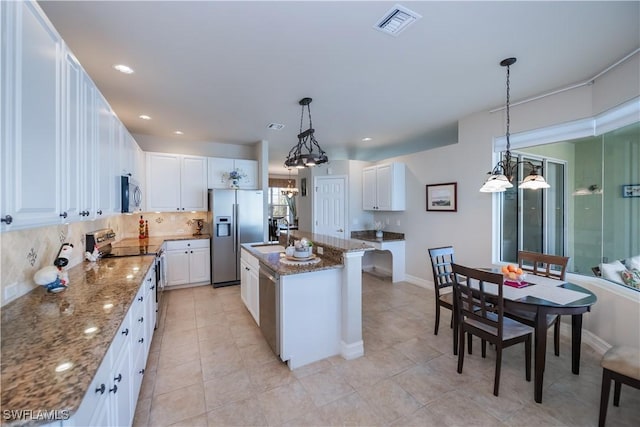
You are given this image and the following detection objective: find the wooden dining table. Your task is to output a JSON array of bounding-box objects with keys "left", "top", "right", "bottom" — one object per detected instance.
[{"left": 455, "top": 272, "right": 598, "bottom": 403}]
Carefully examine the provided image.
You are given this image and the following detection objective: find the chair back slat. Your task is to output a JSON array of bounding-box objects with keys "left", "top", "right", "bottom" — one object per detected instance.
[
  {"left": 452, "top": 264, "right": 504, "bottom": 338},
  {"left": 429, "top": 247, "right": 455, "bottom": 295},
  {"left": 518, "top": 251, "right": 569, "bottom": 280}
]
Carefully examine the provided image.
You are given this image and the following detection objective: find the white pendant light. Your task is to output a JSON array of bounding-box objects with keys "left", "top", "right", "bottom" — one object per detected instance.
[{"left": 480, "top": 58, "right": 550, "bottom": 193}]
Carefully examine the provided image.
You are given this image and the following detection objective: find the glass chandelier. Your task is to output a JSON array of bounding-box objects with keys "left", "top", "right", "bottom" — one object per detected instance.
[
  {"left": 284, "top": 97, "right": 328, "bottom": 168},
  {"left": 480, "top": 58, "right": 550, "bottom": 193},
  {"left": 281, "top": 168, "right": 299, "bottom": 198}
]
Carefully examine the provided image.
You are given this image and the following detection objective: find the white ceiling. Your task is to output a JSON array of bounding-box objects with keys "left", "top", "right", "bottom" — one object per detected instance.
[{"left": 38, "top": 1, "right": 640, "bottom": 174}]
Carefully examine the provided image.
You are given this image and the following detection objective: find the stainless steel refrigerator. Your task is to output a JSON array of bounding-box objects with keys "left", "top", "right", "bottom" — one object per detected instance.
[{"left": 209, "top": 189, "right": 264, "bottom": 287}]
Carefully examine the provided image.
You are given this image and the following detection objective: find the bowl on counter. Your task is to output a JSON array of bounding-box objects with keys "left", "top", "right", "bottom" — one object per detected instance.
[{"left": 294, "top": 247, "right": 312, "bottom": 258}]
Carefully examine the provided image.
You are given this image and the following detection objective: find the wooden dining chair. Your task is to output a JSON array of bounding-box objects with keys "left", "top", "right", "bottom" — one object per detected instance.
[
  {"left": 505, "top": 250, "right": 569, "bottom": 356},
  {"left": 452, "top": 263, "right": 532, "bottom": 396},
  {"left": 428, "top": 246, "right": 456, "bottom": 336}
]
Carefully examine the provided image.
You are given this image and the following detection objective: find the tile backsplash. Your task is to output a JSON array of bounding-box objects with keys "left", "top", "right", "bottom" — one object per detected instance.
[{"left": 0, "top": 212, "right": 207, "bottom": 306}]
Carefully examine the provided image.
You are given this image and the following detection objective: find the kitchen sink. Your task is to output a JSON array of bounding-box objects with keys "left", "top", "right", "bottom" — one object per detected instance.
[{"left": 251, "top": 243, "right": 285, "bottom": 254}]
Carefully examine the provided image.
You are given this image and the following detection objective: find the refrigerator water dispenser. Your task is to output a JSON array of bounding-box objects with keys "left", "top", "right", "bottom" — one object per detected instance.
[{"left": 216, "top": 217, "right": 231, "bottom": 237}]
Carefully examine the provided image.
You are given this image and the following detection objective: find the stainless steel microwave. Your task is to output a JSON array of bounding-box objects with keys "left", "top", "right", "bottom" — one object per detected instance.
[{"left": 121, "top": 175, "right": 142, "bottom": 213}]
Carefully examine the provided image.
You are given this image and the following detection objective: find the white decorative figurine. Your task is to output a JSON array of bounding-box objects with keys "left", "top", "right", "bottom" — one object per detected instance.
[{"left": 34, "top": 243, "right": 74, "bottom": 293}]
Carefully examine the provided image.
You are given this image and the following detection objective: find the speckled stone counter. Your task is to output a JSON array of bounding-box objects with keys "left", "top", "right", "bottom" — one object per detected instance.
[
  {"left": 1, "top": 254, "right": 156, "bottom": 426},
  {"left": 241, "top": 244, "right": 344, "bottom": 276},
  {"left": 284, "top": 230, "right": 375, "bottom": 253},
  {"left": 0, "top": 233, "right": 208, "bottom": 426},
  {"left": 350, "top": 230, "right": 405, "bottom": 242},
  {"left": 112, "top": 233, "right": 210, "bottom": 251}
]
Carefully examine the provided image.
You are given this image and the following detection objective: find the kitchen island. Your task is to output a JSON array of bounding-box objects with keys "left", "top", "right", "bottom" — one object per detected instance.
[{"left": 241, "top": 231, "right": 372, "bottom": 369}]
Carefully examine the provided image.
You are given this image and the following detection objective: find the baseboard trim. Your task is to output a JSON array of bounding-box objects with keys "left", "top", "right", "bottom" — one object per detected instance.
[
  {"left": 559, "top": 322, "right": 611, "bottom": 356},
  {"left": 340, "top": 340, "right": 364, "bottom": 360},
  {"left": 403, "top": 274, "right": 432, "bottom": 290}
]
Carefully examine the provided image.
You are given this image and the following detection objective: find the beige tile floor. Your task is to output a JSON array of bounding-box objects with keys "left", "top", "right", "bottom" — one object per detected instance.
[{"left": 133, "top": 273, "right": 640, "bottom": 426}]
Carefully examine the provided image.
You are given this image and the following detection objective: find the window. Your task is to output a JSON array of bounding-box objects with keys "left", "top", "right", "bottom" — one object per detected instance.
[
  {"left": 500, "top": 155, "right": 566, "bottom": 263},
  {"left": 268, "top": 187, "right": 291, "bottom": 221},
  {"left": 498, "top": 120, "right": 639, "bottom": 291}
]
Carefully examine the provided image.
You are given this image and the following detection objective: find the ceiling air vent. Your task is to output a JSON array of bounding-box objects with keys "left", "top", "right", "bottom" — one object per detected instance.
[
  {"left": 267, "top": 123, "right": 285, "bottom": 130},
  {"left": 374, "top": 4, "right": 422, "bottom": 36}
]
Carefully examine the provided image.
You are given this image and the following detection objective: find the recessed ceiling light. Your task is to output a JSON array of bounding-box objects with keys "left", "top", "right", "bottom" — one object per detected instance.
[
  {"left": 84, "top": 326, "right": 98, "bottom": 334},
  {"left": 139, "top": 115, "right": 151, "bottom": 120},
  {"left": 113, "top": 64, "right": 134, "bottom": 74},
  {"left": 174, "top": 130, "right": 184, "bottom": 135},
  {"left": 362, "top": 137, "right": 373, "bottom": 142}
]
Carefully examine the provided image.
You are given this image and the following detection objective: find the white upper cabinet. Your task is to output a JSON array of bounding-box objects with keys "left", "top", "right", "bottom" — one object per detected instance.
[
  {"left": 362, "top": 162, "right": 405, "bottom": 211},
  {"left": 61, "top": 49, "right": 83, "bottom": 221},
  {"left": 1, "top": 0, "right": 63, "bottom": 229},
  {"left": 181, "top": 156, "right": 208, "bottom": 211},
  {"left": 147, "top": 153, "right": 207, "bottom": 211},
  {"left": 1, "top": 0, "right": 142, "bottom": 230},
  {"left": 207, "top": 157, "right": 258, "bottom": 189},
  {"left": 95, "top": 93, "right": 116, "bottom": 217}
]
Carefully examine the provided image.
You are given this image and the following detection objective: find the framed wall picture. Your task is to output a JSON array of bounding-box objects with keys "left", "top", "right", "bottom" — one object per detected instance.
[
  {"left": 426, "top": 182, "right": 457, "bottom": 212},
  {"left": 622, "top": 184, "right": 640, "bottom": 198},
  {"left": 301, "top": 178, "right": 307, "bottom": 197}
]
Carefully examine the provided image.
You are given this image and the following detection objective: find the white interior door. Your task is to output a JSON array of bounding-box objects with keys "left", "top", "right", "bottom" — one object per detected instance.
[{"left": 314, "top": 176, "right": 347, "bottom": 239}]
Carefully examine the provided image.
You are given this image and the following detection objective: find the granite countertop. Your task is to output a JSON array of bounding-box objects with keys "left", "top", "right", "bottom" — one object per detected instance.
[
  {"left": 287, "top": 230, "right": 375, "bottom": 252},
  {"left": 0, "top": 232, "right": 209, "bottom": 426},
  {"left": 1, "top": 255, "right": 157, "bottom": 426},
  {"left": 350, "top": 230, "right": 405, "bottom": 242},
  {"left": 241, "top": 243, "right": 343, "bottom": 276},
  {"left": 242, "top": 230, "right": 374, "bottom": 276},
  {"left": 113, "top": 233, "right": 210, "bottom": 250}
]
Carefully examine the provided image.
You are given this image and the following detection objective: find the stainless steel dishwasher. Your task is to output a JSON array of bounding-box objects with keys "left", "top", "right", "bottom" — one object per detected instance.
[{"left": 259, "top": 263, "right": 280, "bottom": 356}]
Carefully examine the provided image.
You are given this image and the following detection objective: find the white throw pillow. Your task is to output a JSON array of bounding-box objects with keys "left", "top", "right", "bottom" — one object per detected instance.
[
  {"left": 625, "top": 254, "right": 640, "bottom": 271},
  {"left": 600, "top": 260, "right": 627, "bottom": 283}
]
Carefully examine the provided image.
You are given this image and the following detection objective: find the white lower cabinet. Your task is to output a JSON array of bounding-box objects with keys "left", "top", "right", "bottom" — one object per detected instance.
[
  {"left": 240, "top": 249, "right": 259, "bottom": 325},
  {"left": 64, "top": 266, "right": 156, "bottom": 427},
  {"left": 166, "top": 239, "right": 211, "bottom": 288}
]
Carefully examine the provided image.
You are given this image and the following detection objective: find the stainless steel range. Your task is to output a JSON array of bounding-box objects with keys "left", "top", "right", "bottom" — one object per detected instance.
[
  {"left": 85, "top": 228, "right": 165, "bottom": 329},
  {"left": 85, "top": 228, "right": 159, "bottom": 257}
]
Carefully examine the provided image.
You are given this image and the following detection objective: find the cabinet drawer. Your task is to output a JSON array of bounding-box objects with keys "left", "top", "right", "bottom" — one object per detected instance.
[
  {"left": 241, "top": 248, "right": 260, "bottom": 270},
  {"left": 165, "top": 239, "right": 209, "bottom": 251}
]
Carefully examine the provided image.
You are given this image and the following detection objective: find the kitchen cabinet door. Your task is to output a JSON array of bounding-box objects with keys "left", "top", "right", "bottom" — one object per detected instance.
[
  {"left": 208, "top": 157, "right": 258, "bottom": 189},
  {"left": 110, "top": 342, "right": 133, "bottom": 427},
  {"left": 207, "top": 157, "right": 235, "bottom": 189},
  {"left": 362, "top": 167, "right": 377, "bottom": 211},
  {"left": 188, "top": 247, "right": 211, "bottom": 284},
  {"left": 362, "top": 163, "right": 405, "bottom": 211},
  {"left": 95, "top": 93, "right": 115, "bottom": 218},
  {"left": 166, "top": 249, "right": 190, "bottom": 287},
  {"left": 147, "top": 153, "right": 206, "bottom": 211},
  {"left": 80, "top": 71, "right": 97, "bottom": 219},
  {"left": 235, "top": 159, "right": 259, "bottom": 189},
  {"left": 146, "top": 153, "right": 181, "bottom": 211},
  {"left": 240, "top": 249, "right": 259, "bottom": 324},
  {"left": 1, "top": 0, "right": 63, "bottom": 230},
  {"left": 248, "top": 264, "right": 260, "bottom": 325},
  {"left": 240, "top": 257, "right": 250, "bottom": 307},
  {"left": 180, "top": 155, "right": 207, "bottom": 211},
  {"left": 61, "top": 49, "right": 84, "bottom": 221}
]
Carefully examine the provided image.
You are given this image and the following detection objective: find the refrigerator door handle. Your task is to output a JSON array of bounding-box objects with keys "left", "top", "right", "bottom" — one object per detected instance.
[{"left": 232, "top": 203, "right": 238, "bottom": 254}]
